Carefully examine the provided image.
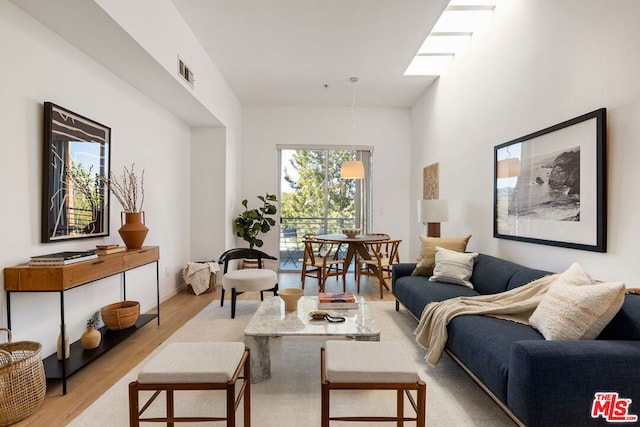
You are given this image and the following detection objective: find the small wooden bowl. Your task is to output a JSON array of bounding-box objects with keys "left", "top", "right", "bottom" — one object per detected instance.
[{"left": 101, "top": 301, "right": 140, "bottom": 330}]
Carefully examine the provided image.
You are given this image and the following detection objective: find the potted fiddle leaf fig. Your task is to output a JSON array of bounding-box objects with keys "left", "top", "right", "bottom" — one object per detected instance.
[{"left": 234, "top": 193, "right": 278, "bottom": 248}]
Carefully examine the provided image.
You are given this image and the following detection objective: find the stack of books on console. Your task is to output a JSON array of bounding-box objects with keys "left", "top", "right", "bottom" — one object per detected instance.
[
  {"left": 29, "top": 250, "right": 98, "bottom": 266},
  {"left": 318, "top": 292, "right": 358, "bottom": 309},
  {"left": 94, "top": 244, "right": 126, "bottom": 255}
]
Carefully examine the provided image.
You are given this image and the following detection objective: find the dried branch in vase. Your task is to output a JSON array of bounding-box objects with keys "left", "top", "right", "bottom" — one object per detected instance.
[{"left": 102, "top": 163, "right": 145, "bottom": 213}]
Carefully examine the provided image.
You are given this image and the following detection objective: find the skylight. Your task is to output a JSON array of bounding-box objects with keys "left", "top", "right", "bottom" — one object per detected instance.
[{"left": 404, "top": 1, "right": 496, "bottom": 76}]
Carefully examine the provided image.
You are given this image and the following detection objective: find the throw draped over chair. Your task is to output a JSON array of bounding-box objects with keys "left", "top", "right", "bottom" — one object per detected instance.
[
  {"left": 219, "top": 248, "right": 279, "bottom": 318},
  {"left": 357, "top": 239, "right": 401, "bottom": 298},
  {"left": 301, "top": 238, "right": 346, "bottom": 293}
]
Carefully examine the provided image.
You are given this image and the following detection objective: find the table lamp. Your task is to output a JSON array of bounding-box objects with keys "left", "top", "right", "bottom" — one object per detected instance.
[{"left": 418, "top": 199, "right": 449, "bottom": 237}]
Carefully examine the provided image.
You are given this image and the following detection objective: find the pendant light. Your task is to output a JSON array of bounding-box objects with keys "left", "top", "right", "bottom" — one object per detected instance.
[{"left": 341, "top": 76, "right": 365, "bottom": 179}]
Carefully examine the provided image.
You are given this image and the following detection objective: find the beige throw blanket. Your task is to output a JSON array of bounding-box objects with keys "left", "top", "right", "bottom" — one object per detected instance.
[{"left": 414, "top": 273, "right": 559, "bottom": 364}]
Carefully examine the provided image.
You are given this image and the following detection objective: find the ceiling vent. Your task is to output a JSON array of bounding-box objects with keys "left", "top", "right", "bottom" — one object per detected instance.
[{"left": 178, "top": 57, "right": 195, "bottom": 88}]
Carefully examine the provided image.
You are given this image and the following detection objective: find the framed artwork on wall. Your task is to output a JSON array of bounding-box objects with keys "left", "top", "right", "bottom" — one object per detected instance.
[
  {"left": 493, "top": 108, "right": 607, "bottom": 252},
  {"left": 42, "top": 102, "right": 111, "bottom": 242}
]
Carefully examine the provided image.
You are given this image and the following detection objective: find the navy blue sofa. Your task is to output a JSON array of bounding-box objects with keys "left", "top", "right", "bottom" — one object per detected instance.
[{"left": 392, "top": 253, "right": 640, "bottom": 427}]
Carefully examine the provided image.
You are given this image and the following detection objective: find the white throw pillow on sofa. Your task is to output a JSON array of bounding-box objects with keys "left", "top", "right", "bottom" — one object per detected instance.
[
  {"left": 428, "top": 246, "right": 478, "bottom": 289},
  {"left": 530, "top": 262, "right": 625, "bottom": 340}
]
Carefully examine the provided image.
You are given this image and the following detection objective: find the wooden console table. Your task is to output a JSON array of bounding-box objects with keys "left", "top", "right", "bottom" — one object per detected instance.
[{"left": 4, "top": 246, "right": 160, "bottom": 394}]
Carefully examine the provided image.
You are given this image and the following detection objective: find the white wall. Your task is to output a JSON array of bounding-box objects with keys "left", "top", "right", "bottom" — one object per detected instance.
[
  {"left": 95, "top": 0, "right": 244, "bottom": 254},
  {"left": 410, "top": 0, "right": 640, "bottom": 283},
  {"left": 0, "top": 1, "right": 192, "bottom": 353},
  {"left": 242, "top": 106, "right": 412, "bottom": 261},
  {"left": 190, "top": 127, "right": 227, "bottom": 261}
]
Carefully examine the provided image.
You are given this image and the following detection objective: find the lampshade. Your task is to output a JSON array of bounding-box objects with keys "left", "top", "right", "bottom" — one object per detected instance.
[
  {"left": 341, "top": 160, "right": 365, "bottom": 179},
  {"left": 497, "top": 158, "right": 521, "bottom": 178},
  {"left": 418, "top": 199, "right": 449, "bottom": 223}
]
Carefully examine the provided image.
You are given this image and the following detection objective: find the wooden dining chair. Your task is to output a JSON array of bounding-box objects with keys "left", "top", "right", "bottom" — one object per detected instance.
[
  {"left": 356, "top": 239, "right": 401, "bottom": 298},
  {"left": 301, "top": 238, "right": 346, "bottom": 293},
  {"left": 352, "top": 233, "right": 390, "bottom": 278}
]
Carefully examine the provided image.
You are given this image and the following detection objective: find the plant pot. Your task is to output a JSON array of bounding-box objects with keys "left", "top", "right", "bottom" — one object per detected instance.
[
  {"left": 119, "top": 212, "right": 149, "bottom": 249},
  {"left": 81, "top": 326, "right": 101, "bottom": 350}
]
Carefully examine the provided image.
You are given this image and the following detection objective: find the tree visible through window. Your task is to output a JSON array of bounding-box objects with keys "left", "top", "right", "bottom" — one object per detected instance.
[
  {"left": 281, "top": 149, "right": 355, "bottom": 229},
  {"left": 279, "top": 147, "right": 371, "bottom": 271}
]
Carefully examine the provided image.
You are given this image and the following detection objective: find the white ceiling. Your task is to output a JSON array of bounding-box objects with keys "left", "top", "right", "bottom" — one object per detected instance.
[{"left": 171, "top": 0, "right": 449, "bottom": 107}]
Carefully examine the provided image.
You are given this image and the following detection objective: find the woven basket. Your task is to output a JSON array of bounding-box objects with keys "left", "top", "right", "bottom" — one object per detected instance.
[
  {"left": 0, "top": 328, "right": 46, "bottom": 427},
  {"left": 186, "top": 261, "right": 217, "bottom": 294},
  {"left": 101, "top": 301, "right": 140, "bottom": 330}
]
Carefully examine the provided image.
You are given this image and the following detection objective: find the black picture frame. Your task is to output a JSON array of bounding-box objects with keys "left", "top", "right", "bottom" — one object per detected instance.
[
  {"left": 494, "top": 108, "right": 606, "bottom": 252},
  {"left": 42, "top": 102, "right": 111, "bottom": 243}
]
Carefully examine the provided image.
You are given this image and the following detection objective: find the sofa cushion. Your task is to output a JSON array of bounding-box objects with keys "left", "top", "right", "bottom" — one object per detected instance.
[
  {"left": 598, "top": 294, "right": 640, "bottom": 340},
  {"left": 429, "top": 247, "right": 478, "bottom": 288},
  {"left": 529, "top": 263, "right": 625, "bottom": 340},
  {"left": 446, "top": 315, "right": 544, "bottom": 404},
  {"left": 412, "top": 235, "right": 471, "bottom": 277},
  {"left": 506, "top": 268, "right": 551, "bottom": 291},
  {"left": 469, "top": 253, "right": 524, "bottom": 295},
  {"left": 394, "top": 276, "right": 479, "bottom": 319}
]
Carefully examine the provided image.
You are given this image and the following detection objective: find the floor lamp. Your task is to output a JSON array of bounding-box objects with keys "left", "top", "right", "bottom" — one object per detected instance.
[{"left": 418, "top": 199, "right": 449, "bottom": 237}]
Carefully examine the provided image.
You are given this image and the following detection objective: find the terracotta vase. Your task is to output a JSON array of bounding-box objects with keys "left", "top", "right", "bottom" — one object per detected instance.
[
  {"left": 81, "top": 325, "right": 101, "bottom": 350},
  {"left": 119, "top": 212, "right": 149, "bottom": 249}
]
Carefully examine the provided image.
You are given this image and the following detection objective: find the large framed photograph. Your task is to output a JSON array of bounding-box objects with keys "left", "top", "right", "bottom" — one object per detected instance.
[
  {"left": 494, "top": 108, "right": 606, "bottom": 252},
  {"left": 42, "top": 102, "right": 111, "bottom": 242}
]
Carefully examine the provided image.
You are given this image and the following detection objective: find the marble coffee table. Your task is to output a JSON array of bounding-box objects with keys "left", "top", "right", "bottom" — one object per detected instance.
[{"left": 244, "top": 295, "right": 380, "bottom": 383}]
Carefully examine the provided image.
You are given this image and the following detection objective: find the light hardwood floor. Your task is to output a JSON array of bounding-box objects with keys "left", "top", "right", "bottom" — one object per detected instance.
[{"left": 14, "top": 272, "right": 395, "bottom": 426}]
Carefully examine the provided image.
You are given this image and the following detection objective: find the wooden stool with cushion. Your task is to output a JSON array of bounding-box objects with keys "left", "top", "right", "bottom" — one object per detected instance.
[
  {"left": 321, "top": 340, "right": 426, "bottom": 427},
  {"left": 129, "top": 342, "right": 250, "bottom": 426}
]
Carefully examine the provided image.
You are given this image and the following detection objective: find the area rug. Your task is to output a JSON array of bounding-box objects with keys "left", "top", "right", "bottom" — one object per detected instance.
[{"left": 69, "top": 299, "right": 516, "bottom": 426}]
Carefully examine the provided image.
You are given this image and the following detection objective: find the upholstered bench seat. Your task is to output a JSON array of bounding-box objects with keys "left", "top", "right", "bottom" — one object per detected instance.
[
  {"left": 138, "top": 342, "right": 245, "bottom": 384},
  {"left": 325, "top": 340, "right": 420, "bottom": 384},
  {"left": 321, "top": 340, "right": 426, "bottom": 427},
  {"left": 129, "top": 342, "right": 250, "bottom": 426}
]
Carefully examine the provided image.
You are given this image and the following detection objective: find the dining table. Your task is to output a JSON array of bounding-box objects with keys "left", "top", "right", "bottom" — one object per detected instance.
[{"left": 312, "top": 233, "right": 390, "bottom": 273}]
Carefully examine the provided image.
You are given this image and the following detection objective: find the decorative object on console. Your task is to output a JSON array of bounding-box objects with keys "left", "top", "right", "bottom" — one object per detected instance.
[
  {"left": 56, "top": 324, "right": 70, "bottom": 360},
  {"left": 102, "top": 163, "right": 148, "bottom": 249},
  {"left": 81, "top": 316, "right": 101, "bottom": 350},
  {"left": 418, "top": 199, "right": 448, "bottom": 238},
  {"left": 41, "top": 102, "right": 111, "bottom": 243},
  {"left": 101, "top": 301, "right": 140, "bottom": 331},
  {"left": 278, "top": 288, "right": 304, "bottom": 311},
  {"left": 118, "top": 212, "right": 148, "bottom": 250},
  {"left": 234, "top": 193, "right": 278, "bottom": 248},
  {"left": 494, "top": 108, "right": 607, "bottom": 252},
  {"left": 412, "top": 235, "right": 471, "bottom": 277},
  {"left": 29, "top": 251, "right": 97, "bottom": 266},
  {"left": 94, "top": 244, "right": 126, "bottom": 255}
]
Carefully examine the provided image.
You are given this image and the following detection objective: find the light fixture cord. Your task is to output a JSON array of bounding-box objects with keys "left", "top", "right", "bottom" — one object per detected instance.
[{"left": 350, "top": 77, "right": 358, "bottom": 155}]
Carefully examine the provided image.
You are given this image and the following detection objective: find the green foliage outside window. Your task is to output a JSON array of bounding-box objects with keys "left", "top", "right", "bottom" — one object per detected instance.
[{"left": 280, "top": 149, "right": 357, "bottom": 233}]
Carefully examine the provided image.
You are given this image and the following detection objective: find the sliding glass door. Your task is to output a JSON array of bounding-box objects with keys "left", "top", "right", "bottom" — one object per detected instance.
[{"left": 278, "top": 147, "right": 372, "bottom": 271}]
